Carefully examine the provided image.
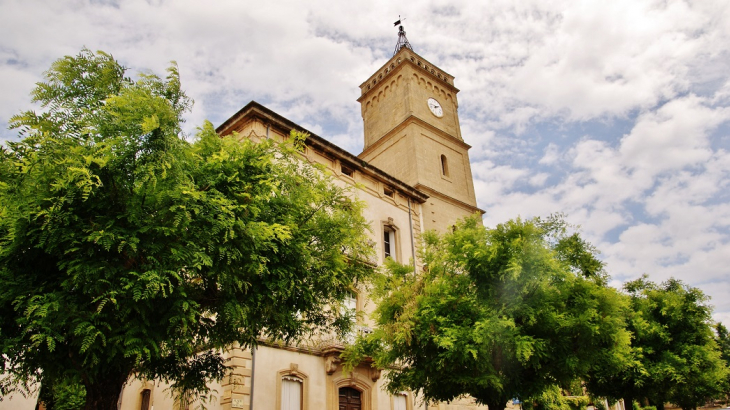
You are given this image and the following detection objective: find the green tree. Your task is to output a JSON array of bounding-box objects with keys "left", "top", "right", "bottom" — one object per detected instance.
[
  {"left": 347, "top": 216, "right": 630, "bottom": 410},
  {"left": 717, "top": 323, "right": 730, "bottom": 403},
  {"left": 586, "top": 277, "right": 729, "bottom": 410},
  {"left": 0, "top": 49, "right": 373, "bottom": 410}
]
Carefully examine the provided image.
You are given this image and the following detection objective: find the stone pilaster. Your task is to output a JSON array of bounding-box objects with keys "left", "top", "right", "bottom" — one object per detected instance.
[{"left": 220, "top": 344, "right": 253, "bottom": 410}]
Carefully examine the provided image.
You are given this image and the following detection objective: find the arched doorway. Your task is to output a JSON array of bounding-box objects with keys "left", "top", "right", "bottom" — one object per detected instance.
[{"left": 338, "top": 387, "right": 361, "bottom": 410}]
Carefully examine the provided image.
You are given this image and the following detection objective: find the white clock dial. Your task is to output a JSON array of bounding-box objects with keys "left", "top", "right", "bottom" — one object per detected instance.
[{"left": 427, "top": 98, "right": 443, "bottom": 117}]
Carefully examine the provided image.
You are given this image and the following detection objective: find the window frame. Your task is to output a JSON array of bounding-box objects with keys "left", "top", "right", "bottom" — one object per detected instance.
[
  {"left": 391, "top": 392, "right": 412, "bottom": 410},
  {"left": 140, "top": 389, "right": 151, "bottom": 410},
  {"left": 276, "top": 367, "right": 309, "bottom": 410},
  {"left": 381, "top": 221, "right": 402, "bottom": 263},
  {"left": 440, "top": 154, "right": 450, "bottom": 177}
]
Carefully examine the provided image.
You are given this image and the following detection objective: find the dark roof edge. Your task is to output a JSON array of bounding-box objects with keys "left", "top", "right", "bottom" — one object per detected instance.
[{"left": 215, "top": 101, "right": 429, "bottom": 204}]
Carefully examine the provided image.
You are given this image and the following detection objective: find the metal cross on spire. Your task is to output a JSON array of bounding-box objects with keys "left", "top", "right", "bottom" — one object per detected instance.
[{"left": 393, "top": 15, "right": 413, "bottom": 56}]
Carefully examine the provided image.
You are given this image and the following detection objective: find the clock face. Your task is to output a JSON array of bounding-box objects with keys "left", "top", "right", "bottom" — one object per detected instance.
[{"left": 427, "top": 98, "right": 443, "bottom": 117}]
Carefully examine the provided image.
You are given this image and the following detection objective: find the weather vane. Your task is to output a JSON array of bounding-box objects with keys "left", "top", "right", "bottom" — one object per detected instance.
[{"left": 393, "top": 15, "right": 413, "bottom": 56}]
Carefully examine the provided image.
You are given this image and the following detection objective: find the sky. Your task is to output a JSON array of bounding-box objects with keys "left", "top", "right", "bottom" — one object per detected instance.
[{"left": 1, "top": 0, "right": 729, "bottom": 325}]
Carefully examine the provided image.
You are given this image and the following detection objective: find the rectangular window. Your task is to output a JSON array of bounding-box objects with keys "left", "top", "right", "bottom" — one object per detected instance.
[
  {"left": 344, "top": 292, "right": 357, "bottom": 314},
  {"left": 343, "top": 292, "right": 358, "bottom": 343},
  {"left": 281, "top": 378, "right": 302, "bottom": 410},
  {"left": 440, "top": 154, "right": 449, "bottom": 177},
  {"left": 384, "top": 230, "right": 392, "bottom": 260},
  {"left": 393, "top": 394, "right": 407, "bottom": 410},
  {"left": 140, "top": 390, "right": 151, "bottom": 410}
]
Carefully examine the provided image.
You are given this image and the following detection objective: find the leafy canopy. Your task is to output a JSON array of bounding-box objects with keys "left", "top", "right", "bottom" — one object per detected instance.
[
  {"left": 0, "top": 48, "right": 373, "bottom": 409},
  {"left": 346, "top": 215, "right": 630, "bottom": 410},
  {"left": 587, "top": 277, "right": 729, "bottom": 410}
]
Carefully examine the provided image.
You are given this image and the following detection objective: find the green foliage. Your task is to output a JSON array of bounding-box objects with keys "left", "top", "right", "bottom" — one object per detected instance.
[
  {"left": 522, "top": 385, "right": 591, "bottom": 410},
  {"left": 523, "top": 385, "right": 571, "bottom": 410},
  {"left": 586, "top": 276, "right": 729, "bottom": 410},
  {"left": 0, "top": 49, "right": 373, "bottom": 409},
  {"left": 717, "top": 323, "right": 730, "bottom": 396},
  {"left": 565, "top": 379, "right": 584, "bottom": 397},
  {"left": 564, "top": 396, "right": 589, "bottom": 410},
  {"left": 38, "top": 377, "right": 86, "bottom": 410},
  {"left": 346, "top": 215, "right": 630, "bottom": 410}
]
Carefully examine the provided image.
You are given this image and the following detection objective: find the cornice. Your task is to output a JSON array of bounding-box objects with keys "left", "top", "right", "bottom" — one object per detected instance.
[
  {"left": 357, "top": 48, "right": 459, "bottom": 102},
  {"left": 415, "top": 184, "right": 485, "bottom": 216},
  {"left": 358, "top": 114, "right": 472, "bottom": 159},
  {"left": 216, "top": 101, "right": 429, "bottom": 204}
]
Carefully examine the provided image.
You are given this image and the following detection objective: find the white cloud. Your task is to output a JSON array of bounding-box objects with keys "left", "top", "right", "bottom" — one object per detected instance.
[
  {"left": 528, "top": 172, "right": 549, "bottom": 187},
  {"left": 539, "top": 143, "right": 560, "bottom": 165},
  {"left": 2, "top": 0, "right": 730, "bottom": 325},
  {"left": 619, "top": 95, "right": 726, "bottom": 174}
]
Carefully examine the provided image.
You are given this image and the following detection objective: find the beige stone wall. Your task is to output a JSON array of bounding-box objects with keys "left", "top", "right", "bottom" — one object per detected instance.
[
  {"left": 228, "top": 121, "right": 423, "bottom": 269},
  {"left": 426, "top": 397, "right": 490, "bottom": 410},
  {"left": 358, "top": 47, "right": 481, "bottom": 236},
  {"left": 361, "top": 64, "right": 461, "bottom": 151},
  {"left": 362, "top": 125, "right": 475, "bottom": 202},
  {"left": 0, "top": 393, "right": 36, "bottom": 410},
  {"left": 0, "top": 50, "right": 482, "bottom": 408},
  {"left": 419, "top": 191, "right": 479, "bottom": 234},
  {"left": 359, "top": 49, "right": 460, "bottom": 151},
  {"left": 361, "top": 73, "right": 409, "bottom": 149},
  {"left": 361, "top": 131, "right": 419, "bottom": 188},
  {"left": 359, "top": 121, "right": 480, "bottom": 233},
  {"left": 413, "top": 131, "right": 476, "bottom": 206}
]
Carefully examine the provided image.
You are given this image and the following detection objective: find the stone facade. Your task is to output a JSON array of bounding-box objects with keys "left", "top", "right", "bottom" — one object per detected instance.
[
  {"left": 357, "top": 48, "right": 481, "bottom": 234},
  {"left": 0, "top": 47, "right": 485, "bottom": 410}
]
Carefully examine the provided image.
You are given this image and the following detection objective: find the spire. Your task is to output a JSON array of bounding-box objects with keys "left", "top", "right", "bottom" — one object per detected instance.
[{"left": 393, "top": 17, "right": 413, "bottom": 56}]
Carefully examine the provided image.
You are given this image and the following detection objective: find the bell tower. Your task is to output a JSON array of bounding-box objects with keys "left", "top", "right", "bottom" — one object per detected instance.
[{"left": 357, "top": 26, "right": 483, "bottom": 233}]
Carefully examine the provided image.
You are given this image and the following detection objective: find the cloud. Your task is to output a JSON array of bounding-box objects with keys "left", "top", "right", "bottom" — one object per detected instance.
[
  {"left": 539, "top": 143, "right": 561, "bottom": 165},
  {"left": 620, "top": 95, "right": 727, "bottom": 174},
  {"left": 2, "top": 0, "right": 730, "bottom": 325},
  {"left": 478, "top": 91, "right": 730, "bottom": 322}
]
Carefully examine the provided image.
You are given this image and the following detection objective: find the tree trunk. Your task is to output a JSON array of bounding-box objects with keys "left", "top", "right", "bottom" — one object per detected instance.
[
  {"left": 84, "top": 372, "right": 129, "bottom": 410},
  {"left": 485, "top": 399, "right": 507, "bottom": 410},
  {"left": 624, "top": 395, "right": 635, "bottom": 410},
  {"left": 35, "top": 382, "right": 52, "bottom": 410}
]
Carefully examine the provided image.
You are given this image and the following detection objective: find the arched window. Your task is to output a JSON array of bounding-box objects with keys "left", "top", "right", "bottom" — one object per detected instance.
[
  {"left": 140, "top": 389, "right": 151, "bottom": 410},
  {"left": 277, "top": 368, "right": 309, "bottom": 410},
  {"left": 440, "top": 154, "right": 449, "bottom": 177},
  {"left": 339, "top": 387, "right": 362, "bottom": 410},
  {"left": 281, "top": 375, "right": 303, "bottom": 410}
]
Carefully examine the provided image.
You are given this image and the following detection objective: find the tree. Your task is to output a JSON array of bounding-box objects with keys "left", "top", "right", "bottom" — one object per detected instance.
[
  {"left": 716, "top": 323, "right": 730, "bottom": 403},
  {"left": 346, "top": 215, "right": 631, "bottom": 410},
  {"left": 586, "top": 277, "right": 729, "bottom": 410},
  {"left": 0, "top": 49, "right": 373, "bottom": 410}
]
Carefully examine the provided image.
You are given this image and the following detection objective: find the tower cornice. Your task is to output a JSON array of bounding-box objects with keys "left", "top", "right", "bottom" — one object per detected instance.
[
  {"left": 358, "top": 114, "right": 471, "bottom": 160},
  {"left": 357, "top": 48, "right": 459, "bottom": 102}
]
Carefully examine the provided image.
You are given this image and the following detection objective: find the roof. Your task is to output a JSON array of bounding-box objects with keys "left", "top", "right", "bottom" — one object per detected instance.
[{"left": 216, "top": 101, "right": 430, "bottom": 204}]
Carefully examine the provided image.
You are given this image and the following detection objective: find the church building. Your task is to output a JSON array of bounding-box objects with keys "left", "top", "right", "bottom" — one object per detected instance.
[
  {"left": 123, "top": 25, "right": 485, "bottom": 410},
  {"left": 1, "top": 26, "right": 485, "bottom": 410}
]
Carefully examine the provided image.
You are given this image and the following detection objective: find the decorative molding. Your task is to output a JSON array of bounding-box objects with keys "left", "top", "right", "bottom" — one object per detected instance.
[
  {"left": 325, "top": 355, "right": 341, "bottom": 375},
  {"left": 369, "top": 367, "right": 382, "bottom": 382},
  {"left": 216, "top": 101, "right": 429, "bottom": 205},
  {"left": 276, "top": 366, "right": 310, "bottom": 410}
]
